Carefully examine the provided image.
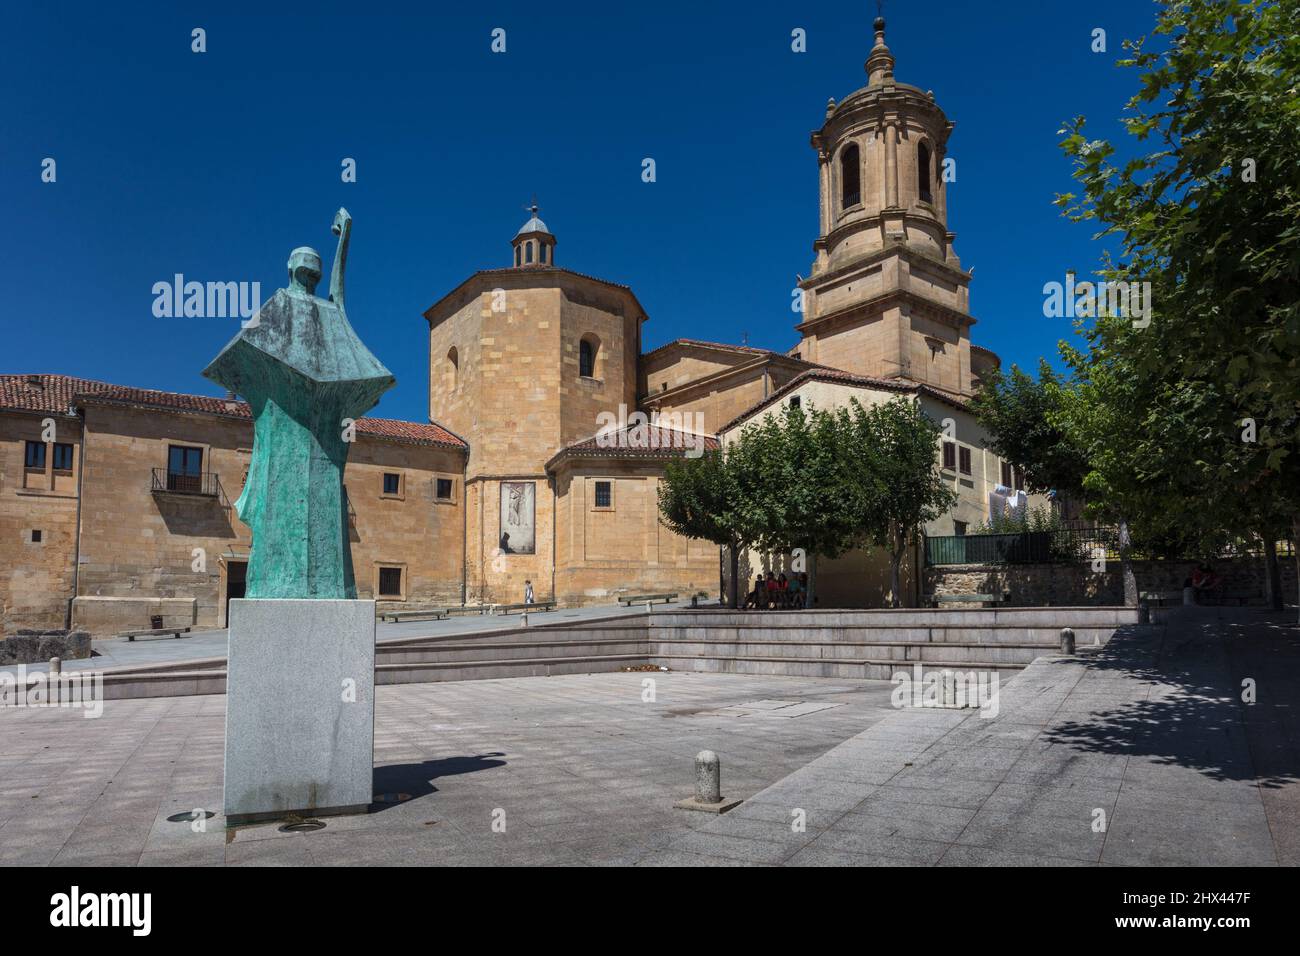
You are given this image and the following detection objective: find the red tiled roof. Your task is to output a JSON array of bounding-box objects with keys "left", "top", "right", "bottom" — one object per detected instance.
[
  {"left": 547, "top": 423, "right": 719, "bottom": 469},
  {"left": 642, "top": 338, "right": 780, "bottom": 360},
  {"left": 0, "top": 374, "right": 466, "bottom": 449},
  {"left": 719, "top": 368, "right": 971, "bottom": 434}
]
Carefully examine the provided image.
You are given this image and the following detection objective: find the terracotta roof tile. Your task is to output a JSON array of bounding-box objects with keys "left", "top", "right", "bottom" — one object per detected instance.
[
  {"left": 547, "top": 423, "right": 719, "bottom": 468},
  {"left": 0, "top": 374, "right": 465, "bottom": 449}
]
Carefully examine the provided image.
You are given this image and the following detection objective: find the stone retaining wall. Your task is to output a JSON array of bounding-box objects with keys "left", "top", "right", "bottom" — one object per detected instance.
[{"left": 924, "top": 555, "right": 1298, "bottom": 607}]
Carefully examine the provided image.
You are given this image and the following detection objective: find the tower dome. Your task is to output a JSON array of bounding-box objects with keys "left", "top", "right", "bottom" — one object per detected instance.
[{"left": 511, "top": 201, "right": 556, "bottom": 267}]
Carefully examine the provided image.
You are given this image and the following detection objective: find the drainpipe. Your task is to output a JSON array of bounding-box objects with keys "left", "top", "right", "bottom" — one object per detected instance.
[
  {"left": 550, "top": 476, "right": 557, "bottom": 605},
  {"left": 67, "top": 410, "right": 87, "bottom": 628},
  {"left": 460, "top": 466, "right": 467, "bottom": 607}
]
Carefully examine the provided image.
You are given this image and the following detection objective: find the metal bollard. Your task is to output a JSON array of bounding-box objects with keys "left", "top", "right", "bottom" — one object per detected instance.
[
  {"left": 49, "top": 656, "right": 61, "bottom": 675},
  {"left": 1060, "top": 627, "right": 1076, "bottom": 654},
  {"left": 695, "top": 750, "right": 721, "bottom": 804},
  {"left": 521, "top": 611, "right": 528, "bottom": 627}
]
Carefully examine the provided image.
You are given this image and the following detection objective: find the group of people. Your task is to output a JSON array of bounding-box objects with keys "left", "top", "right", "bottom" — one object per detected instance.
[{"left": 743, "top": 571, "right": 809, "bottom": 609}]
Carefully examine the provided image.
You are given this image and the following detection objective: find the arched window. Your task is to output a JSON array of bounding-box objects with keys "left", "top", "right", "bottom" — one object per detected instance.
[
  {"left": 840, "top": 143, "right": 861, "bottom": 209},
  {"left": 514, "top": 245, "right": 521, "bottom": 267},
  {"left": 918, "top": 142, "right": 933, "bottom": 204},
  {"left": 446, "top": 346, "right": 458, "bottom": 390},
  {"left": 525, "top": 242, "right": 534, "bottom": 264},
  {"left": 579, "top": 336, "right": 598, "bottom": 378},
  {"left": 541, "top": 243, "right": 548, "bottom": 264}
]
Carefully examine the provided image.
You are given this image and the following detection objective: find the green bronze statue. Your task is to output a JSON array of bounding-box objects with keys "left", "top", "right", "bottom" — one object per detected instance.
[{"left": 204, "top": 209, "right": 395, "bottom": 599}]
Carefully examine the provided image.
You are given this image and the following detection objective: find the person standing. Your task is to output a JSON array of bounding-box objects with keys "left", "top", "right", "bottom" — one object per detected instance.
[{"left": 524, "top": 579, "right": 535, "bottom": 605}]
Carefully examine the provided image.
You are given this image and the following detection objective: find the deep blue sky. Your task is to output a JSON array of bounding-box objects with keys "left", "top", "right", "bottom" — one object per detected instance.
[{"left": 1, "top": 0, "right": 1156, "bottom": 424}]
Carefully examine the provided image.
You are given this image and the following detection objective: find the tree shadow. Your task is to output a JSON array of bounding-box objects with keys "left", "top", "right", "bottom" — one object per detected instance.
[
  {"left": 369, "top": 752, "right": 506, "bottom": 812},
  {"left": 1039, "top": 608, "right": 1300, "bottom": 789}
]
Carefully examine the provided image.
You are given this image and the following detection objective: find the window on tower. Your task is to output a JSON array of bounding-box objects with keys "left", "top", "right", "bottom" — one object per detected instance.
[
  {"left": 918, "top": 142, "right": 933, "bottom": 204},
  {"left": 579, "top": 337, "right": 598, "bottom": 378},
  {"left": 525, "top": 242, "right": 533, "bottom": 264},
  {"left": 840, "top": 143, "right": 861, "bottom": 209}
]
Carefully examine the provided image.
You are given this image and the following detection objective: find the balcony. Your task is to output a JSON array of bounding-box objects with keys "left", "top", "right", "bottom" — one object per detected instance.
[{"left": 151, "top": 468, "right": 224, "bottom": 498}]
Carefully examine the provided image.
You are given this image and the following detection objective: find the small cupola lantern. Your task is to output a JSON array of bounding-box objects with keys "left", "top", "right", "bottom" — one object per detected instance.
[{"left": 511, "top": 200, "right": 556, "bottom": 268}]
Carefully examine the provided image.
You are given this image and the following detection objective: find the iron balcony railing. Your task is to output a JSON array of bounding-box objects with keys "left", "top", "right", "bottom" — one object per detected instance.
[
  {"left": 926, "top": 525, "right": 1121, "bottom": 567},
  {"left": 151, "top": 468, "right": 223, "bottom": 498}
]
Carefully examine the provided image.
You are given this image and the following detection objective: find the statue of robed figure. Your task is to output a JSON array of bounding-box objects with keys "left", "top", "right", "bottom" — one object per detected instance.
[{"left": 203, "top": 209, "right": 395, "bottom": 599}]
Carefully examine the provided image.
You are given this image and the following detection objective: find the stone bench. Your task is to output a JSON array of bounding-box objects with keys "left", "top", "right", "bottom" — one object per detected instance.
[
  {"left": 619, "top": 593, "right": 679, "bottom": 607},
  {"left": 927, "top": 592, "right": 1008, "bottom": 608},
  {"left": 1139, "top": 590, "right": 1183, "bottom": 607},
  {"left": 120, "top": 627, "right": 192, "bottom": 642},
  {"left": 491, "top": 602, "right": 556, "bottom": 615},
  {"left": 379, "top": 608, "right": 449, "bottom": 623}
]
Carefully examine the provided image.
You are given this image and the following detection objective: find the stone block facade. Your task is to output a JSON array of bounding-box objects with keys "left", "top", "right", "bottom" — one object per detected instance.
[{"left": 924, "top": 555, "right": 1298, "bottom": 607}]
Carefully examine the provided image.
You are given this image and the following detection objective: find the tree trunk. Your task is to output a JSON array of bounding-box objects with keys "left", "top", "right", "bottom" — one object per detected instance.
[
  {"left": 1264, "top": 535, "right": 1283, "bottom": 611},
  {"left": 807, "top": 552, "right": 818, "bottom": 609},
  {"left": 1118, "top": 518, "right": 1137, "bottom": 607},
  {"left": 1293, "top": 518, "right": 1300, "bottom": 625},
  {"left": 727, "top": 542, "right": 740, "bottom": 609},
  {"left": 889, "top": 530, "right": 904, "bottom": 609}
]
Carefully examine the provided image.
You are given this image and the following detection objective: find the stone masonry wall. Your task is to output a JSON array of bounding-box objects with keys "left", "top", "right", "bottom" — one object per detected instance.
[{"left": 925, "top": 555, "right": 1298, "bottom": 606}]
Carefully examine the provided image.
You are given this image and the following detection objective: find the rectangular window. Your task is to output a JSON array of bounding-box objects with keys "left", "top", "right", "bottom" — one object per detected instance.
[
  {"left": 167, "top": 445, "right": 203, "bottom": 492},
  {"left": 954, "top": 521, "right": 967, "bottom": 537},
  {"left": 942, "top": 442, "right": 956, "bottom": 470},
  {"left": 24, "top": 441, "right": 45, "bottom": 469},
  {"left": 383, "top": 473, "right": 400, "bottom": 495},
  {"left": 378, "top": 566, "right": 402, "bottom": 598},
  {"left": 1001, "top": 461, "right": 1013, "bottom": 488},
  {"left": 594, "top": 480, "right": 612, "bottom": 508},
  {"left": 789, "top": 395, "right": 801, "bottom": 408},
  {"left": 959, "top": 446, "right": 972, "bottom": 476},
  {"left": 31, "top": 529, "right": 43, "bottom": 543},
  {"left": 1012, "top": 466, "right": 1023, "bottom": 491},
  {"left": 52, "top": 442, "right": 74, "bottom": 471},
  {"left": 435, "top": 477, "right": 454, "bottom": 501}
]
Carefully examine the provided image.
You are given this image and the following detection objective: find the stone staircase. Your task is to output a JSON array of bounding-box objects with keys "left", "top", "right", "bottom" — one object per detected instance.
[
  {"left": 646, "top": 607, "right": 1132, "bottom": 680},
  {"left": 88, "top": 607, "right": 1135, "bottom": 699}
]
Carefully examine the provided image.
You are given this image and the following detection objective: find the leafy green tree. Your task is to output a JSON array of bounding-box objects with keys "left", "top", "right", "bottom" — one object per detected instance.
[
  {"left": 841, "top": 398, "right": 957, "bottom": 608},
  {"left": 1054, "top": 0, "right": 1300, "bottom": 615},
  {"left": 733, "top": 403, "right": 864, "bottom": 608},
  {"left": 658, "top": 448, "right": 755, "bottom": 609},
  {"left": 971, "top": 360, "right": 1089, "bottom": 497}
]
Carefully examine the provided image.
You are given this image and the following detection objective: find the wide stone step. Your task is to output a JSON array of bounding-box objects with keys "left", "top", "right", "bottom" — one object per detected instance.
[
  {"left": 650, "top": 640, "right": 1059, "bottom": 665},
  {"left": 651, "top": 625, "right": 1115, "bottom": 646},
  {"left": 375, "top": 654, "right": 648, "bottom": 684},
  {"left": 377, "top": 638, "right": 647, "bottom": 664},
  {"left": 652, "top": 653, "right": 1027, "bottom": 682},
  {"left": 653, "top": 607, "right": 1137, "bottom": 628}
]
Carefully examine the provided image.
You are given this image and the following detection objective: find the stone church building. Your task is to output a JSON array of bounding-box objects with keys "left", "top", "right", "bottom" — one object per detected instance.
[{"left": 1, "top": 18, "right": 1028, "bottom": 634}]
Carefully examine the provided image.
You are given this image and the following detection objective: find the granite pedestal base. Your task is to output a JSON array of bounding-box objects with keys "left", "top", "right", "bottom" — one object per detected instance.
[{"left": 223, "top": 599, "right": 375, "bottom": 825}]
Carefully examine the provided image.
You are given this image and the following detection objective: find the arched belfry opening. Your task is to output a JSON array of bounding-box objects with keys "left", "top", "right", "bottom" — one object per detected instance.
[
  {"left": 840, "top": 143, "right": 861, "bottom": 210},
  {"left": 918, "top": 141, "right": 933, "bottom": 204}
]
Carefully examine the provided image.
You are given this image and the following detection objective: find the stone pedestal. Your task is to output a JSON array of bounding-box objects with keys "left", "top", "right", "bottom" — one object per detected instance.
[{"left": 223, "top": 599, "right": 375, "bottom": 825}]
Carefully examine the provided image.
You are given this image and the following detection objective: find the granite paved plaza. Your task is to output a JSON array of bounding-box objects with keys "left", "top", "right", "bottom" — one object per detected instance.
[
  {"left": 2, "top": 606, "right": 1295, "bottom": 867},
  {"left": 640, "top": 608, "right": 1300, "bottom": 866},
  {"left": 0, "top": 671, "right": 896, "bottom": 866}
]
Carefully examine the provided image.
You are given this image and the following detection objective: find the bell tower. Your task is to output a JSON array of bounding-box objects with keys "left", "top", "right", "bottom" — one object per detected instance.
[{"left": 797, "top": 16, "right": 978, "bottom": 397}]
